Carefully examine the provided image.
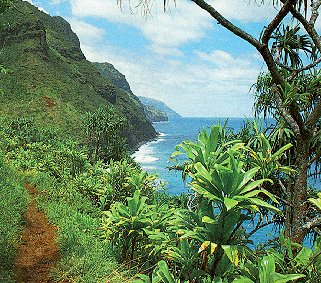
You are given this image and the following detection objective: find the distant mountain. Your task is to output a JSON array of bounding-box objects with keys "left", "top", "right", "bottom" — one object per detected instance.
[
  {"left": 138, "top": 97, "right": 181, "bottom": 119},
  {"left": 143, "top": 105, "right": 168, "bottom": 123},
  {"left": 94, "top": 63, "right": 169, "bottom": 123},
  {"left": 93, "top": 62, "right": 168, "bottom": 123}
]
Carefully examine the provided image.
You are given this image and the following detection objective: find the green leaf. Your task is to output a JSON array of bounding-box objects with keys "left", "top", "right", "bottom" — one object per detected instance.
[
  {"left": 191, "top": 182, "right": 222, "bottom": 202},
  {"left": 202, "top": 216, "right": 216, "bottom": 224},
  {"left": 271, "top": 143, "right": 293, "bottom": 160},
  {"left": 249, "top": 198, "right": 281, "bottom": 213},
  {"left": 155, "top": 260, "right": 175, "bottom": 283},
  {"left": 274, "top": 273, "right": 305, "bottom": 283},
  {"left": 232, "top": 277, "right": 254, "bottom": 283},
  {"left": 222, "top": 245, "right": 239, "bottom": 266},
  {"left": 236, "top": 167, "right": 260, "bottom": 193},
  {"left": 194, "top": 162, "right": 212, "bottom": 183},
  {"left": 238, "top": 179, "right": 272, "bottom": 195},
  {"left": 259, "top": 255, "right": 275, "bottom": 283},
  {"left": 224, "top": 197, "right": 239, "bottom": 211},
  {"left": 308, "top": 196, "right": 321, "bottom": 211}
]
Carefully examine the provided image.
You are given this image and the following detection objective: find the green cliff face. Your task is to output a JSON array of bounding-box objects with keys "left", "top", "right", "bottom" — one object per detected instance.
[
  {"left": 138, "top": 96, "right": 181, "bottom": 118},
  {"left": 94, "top": 62, "right": 168, "bottom": 123},
  {"left": 0, "top": 0, "right": 156, "bottom": 147},
  {"left": 142, "top": 105, "right": 168, "bottom": 122}
]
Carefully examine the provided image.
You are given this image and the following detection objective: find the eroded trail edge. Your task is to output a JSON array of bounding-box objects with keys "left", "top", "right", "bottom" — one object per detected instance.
[{"left": 14, "top": 183, "right": 59, "bottom": 283}]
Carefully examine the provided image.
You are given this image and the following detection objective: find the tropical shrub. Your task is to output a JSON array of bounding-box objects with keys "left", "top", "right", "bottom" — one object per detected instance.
[
  {"left": 82, "top": 107, "right": 128, "bottom": 162},
  {"left": 0, "top": 154, "right": 29, "bottom": 282},
  {"left": 103, "top": 124, "right": 311, "bottom": 282},
  {"left": 102, "top": 190, "right": 177, "bottom": 264}
]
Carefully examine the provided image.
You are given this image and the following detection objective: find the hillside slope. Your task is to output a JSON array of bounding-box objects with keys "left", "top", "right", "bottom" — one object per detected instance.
[
  {"left": 0, "top": 0, "right": 156, "bottom": 147},
  {"left": 94, "top": 62, "right": 168, "bottom": 123},
  {"left": 138, "top": 96, "right": 181, "bottom": 118}
]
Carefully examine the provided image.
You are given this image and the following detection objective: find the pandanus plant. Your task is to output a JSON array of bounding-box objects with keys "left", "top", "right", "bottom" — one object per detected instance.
[{"left": 169, "top": 124, "right": 292, "bottom": 277}]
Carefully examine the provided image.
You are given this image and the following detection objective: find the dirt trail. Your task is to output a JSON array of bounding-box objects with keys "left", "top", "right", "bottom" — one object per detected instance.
[{"left": 14, "top": 183, "right": 59, "bottom": 283}]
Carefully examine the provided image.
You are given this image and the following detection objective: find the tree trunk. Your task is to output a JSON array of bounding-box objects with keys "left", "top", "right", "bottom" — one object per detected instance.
[{"left": 290, "top": 134, "right": 311, "bottom": 244}]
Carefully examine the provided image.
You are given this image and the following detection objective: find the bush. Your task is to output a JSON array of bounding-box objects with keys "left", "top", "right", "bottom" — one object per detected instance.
[{"left": 0, "top": 155, "right": 29, "bottom": 282}]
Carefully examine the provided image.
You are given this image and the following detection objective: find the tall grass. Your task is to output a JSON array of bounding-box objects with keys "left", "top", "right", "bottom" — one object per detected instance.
[
  {"left": 0, "top": 156, "right": 29, "bottom": 282},
  {"left": 29, "top": 172, "right": 130, "bottom": 282}
]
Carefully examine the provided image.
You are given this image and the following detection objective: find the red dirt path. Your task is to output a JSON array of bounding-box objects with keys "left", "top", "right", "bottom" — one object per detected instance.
[{"left": 14, "top": 183, "right": 60, "bottom": 283}]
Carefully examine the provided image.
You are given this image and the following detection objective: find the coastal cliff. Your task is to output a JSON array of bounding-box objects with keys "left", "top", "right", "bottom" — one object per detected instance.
[{"left": 0, "top": 0, "right": 157, "bottom": 148}]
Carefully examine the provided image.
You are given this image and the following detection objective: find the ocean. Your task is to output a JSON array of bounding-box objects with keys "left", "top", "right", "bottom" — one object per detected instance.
[
  {"left": 133, "top": 117, "right": 250, "bottom": 195},
  {"left": 132, "top": 117, "right": 318, "bottom": 244}
]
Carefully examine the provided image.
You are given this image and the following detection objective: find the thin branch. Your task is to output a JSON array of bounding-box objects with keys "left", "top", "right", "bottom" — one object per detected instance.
[
  {"left": 309, "top": 0, "right": 321, "bottom": 25},
  {"left": 276, "top": 56, "right": 321, "bottom": 73},
  {"left": 261, "top": 0, "right": 295, "bottom": 45},
  {"left": 247, "top": 220, "right": 276, "bottom": 239},
  {"left": 192, "top": 0, "right": 301, "bottom": 135},
  {"left": 289, "top": 6, "right": 321, "bottom": 53},
  {"left": 300, "top": 249, "right": 321, "bottom": 274},
  {"left": 191, "top": 0, "right": 261, "bottom": 49},
  {"left": 287, "top": 7, "right": 321, "bottom": 130},
  {"left": 303, "top": 216, "right": 321, "bottom": 229},
  {"left": 312, "top": 226, "right": 321, "bottom": 236},
  {"left": 273, "top": 86, "right": 301, "bottom": 135},
  {"left": 306, "top": 98, "right": 321, "bottom": 128}
]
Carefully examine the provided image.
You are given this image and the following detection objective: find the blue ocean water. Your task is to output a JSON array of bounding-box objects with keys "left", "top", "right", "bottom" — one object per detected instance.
[
  {"left": 132, "top": 117, "right": 319, "bottom": 245},
  {"left": 132, "top": 117, "right": 247, "bottom": 195},
  {"left": 133, "top": 117, "right": 274, "bottom": 243}
]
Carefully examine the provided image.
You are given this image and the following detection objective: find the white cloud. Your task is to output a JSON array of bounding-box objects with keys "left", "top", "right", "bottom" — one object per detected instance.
[
  {"left": 67, "top": 18, "right": 106, "bottom": 44},
  {"left": 70, "top": 0, "right": 213, "bottom": 55},
  {"left": 26, "top": 0, "right": 49, "bottom": 13},
  {"left": 49, "top": 0, "right": 66, "bottom": 4},
  {"left": 195, "top": 50, "right": 252, "bottom": 69},
  {"left": 68, "top": 0, "right": 282, "bottom": 57},
  {"left": 210, "top": 0, "right": 279, "bottom": 23},
  {"left": 81, "top": 42, "right": 259, "bottom": 117}
]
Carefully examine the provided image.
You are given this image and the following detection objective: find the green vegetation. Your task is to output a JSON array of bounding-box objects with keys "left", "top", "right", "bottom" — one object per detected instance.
[
  {"left": 0, "top": 0, "right": 156, "bottom": 148},
  {"left": 103, "top": 124, "right": 321, "bottom": 282},
  {"left": 138, "top": 96, "right": 181, "bottom": 119},
  {"left": 0, "top": 156, "right": 29, "bottom": 282},
  {"left": 143, "top": 104, "right": 168, "bottom": 123},
  {"left": 2, "top": 1, "right": 321, "bottom": 282},
  {"left": 132, "top": 0, "right": 321, "bottom": 246},
  {"left": 2, "top": 115, "right": 321, "bottom": 282},
  {"left": 0, "top": 117, "right": 161, "bottom": 282}
]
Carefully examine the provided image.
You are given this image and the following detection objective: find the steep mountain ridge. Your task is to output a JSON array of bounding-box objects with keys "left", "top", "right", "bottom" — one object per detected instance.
[
  {"left": 0, "top": 0, "right": 156, "bottom": 147},
  {"left": 138, "top": 96, "right": 181, "bottom": 118},
  {"left": 94, "top": 63, "right": 178, "bottom": 122}
]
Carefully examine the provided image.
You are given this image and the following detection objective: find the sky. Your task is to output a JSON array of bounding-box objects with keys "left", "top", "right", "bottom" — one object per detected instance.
[{"left": 26, "top": 0, "right": 283, "bottom": 117}]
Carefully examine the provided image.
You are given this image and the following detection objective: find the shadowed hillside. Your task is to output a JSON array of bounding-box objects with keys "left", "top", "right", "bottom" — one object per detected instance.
[{"left": 0, "top": 0, "right": 156, "bottom": 147}]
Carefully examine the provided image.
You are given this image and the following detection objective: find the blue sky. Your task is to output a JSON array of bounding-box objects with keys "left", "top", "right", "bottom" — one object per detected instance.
[{"left": 27, "top": 0, "right": 282, "bottom": 117}]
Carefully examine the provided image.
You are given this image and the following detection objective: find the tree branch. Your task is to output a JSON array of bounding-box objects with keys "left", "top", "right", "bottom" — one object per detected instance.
[
  {"left": 309, "top": 0, "right": 321, "bottom": 25},
  {"left": 300, "top": 249, "right": 321, "bottom": 274},
  {"left": 273, "top": 86, "right": 301, "bottom": 135},
  {"left": 247, "top": 220, "right": 276, "bottom": 239},
  {"left": 261, "top": 0, "right": 295, "bottom": 45},
  {"left": 289, "top": 6, "right": 321, "bottom": 53},
  {"left": 285, "top": 6, "right": 321, "bottom": 130},
  {"left": 276, "top": 56, "right": 321, "bottom": 73},
  {"left": 192, "top": 0, "right": 302, "bottom": 135},
  {"left": 191, "top": 0, "right": 261, "bottom": 49},
  {"left": 303, "top": 216, "right": 321, "bottom": 229},
  {"left": 306, "top": 98, "right": 321, "bottom": 128}
]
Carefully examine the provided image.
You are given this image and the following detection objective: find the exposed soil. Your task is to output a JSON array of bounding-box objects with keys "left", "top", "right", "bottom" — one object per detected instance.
[
  {"left": 14, "top": 183, "right": 59, "bottom": 283},
  {"left": 42, "top": 96, "right": 56, "bottom": 108}
]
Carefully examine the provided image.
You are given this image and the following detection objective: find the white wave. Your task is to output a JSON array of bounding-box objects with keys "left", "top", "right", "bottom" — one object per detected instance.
[
  {"left": 141, "top": 165, "right": 157, "bottom": 171},
  {"left": 151, "top": 138, "right": 165, "bottom": 145},
  {"left": 159, "top": 132, "right": 166, "bottom": 137},
  {"left": 132, "top": 144, "right": 159, "bottom": 164},
  {"left": 135, "top": 155, "right": 159, "bottom": 163}
]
